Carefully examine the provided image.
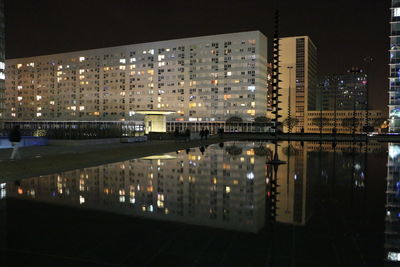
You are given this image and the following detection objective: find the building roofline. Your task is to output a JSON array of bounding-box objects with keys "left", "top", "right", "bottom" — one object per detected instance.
[
  {"left": 6, "top": 30, "right": 267, "bottom": 61},
  {"left": 280, "top": 35, "right": 316, "bottom": 49}
]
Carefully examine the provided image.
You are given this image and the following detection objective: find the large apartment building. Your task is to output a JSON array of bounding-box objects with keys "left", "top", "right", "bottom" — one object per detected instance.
[
  {"left": 4, "top": 31, "right": 268, "bottom": 123},
  {"left": 279, "top": 36, "right": 317, "bottom": 132}
]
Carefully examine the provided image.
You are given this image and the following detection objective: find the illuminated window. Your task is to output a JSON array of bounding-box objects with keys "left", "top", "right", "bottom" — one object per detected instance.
[
  {"left": 158, "top": 55, "right": 165, "bottom": 61},
  {"left": 247, "top": 172, "right": 254, "bottom": 179},
  {"left": 119, "top": 58, "right": 126, "bottom": 64},
  {"left": 227, "top": 71, "right": 232, "bottom": 76},
  {"left": 79, "top": 57, "right": 85, "bottom": 62},
  {"left": 388, "top": 252, "right": 400, "bottom": 261},
  {"left": 49, "top": 101, "right": 55, "bottom": 105},
  {"left": 36, "top": 95, "right": 42, "bottom": 101},
  {"left": 130, "top": 64, "right": 136, "bottom": 69},
  {"left": 79, "top": 106, "right": 85, "bottom": 111},
  {"left": 130, "top": 57, "right": 136, "bottom": 62},
  {"left": 17, "top": 96, "right": 23, "bottom": 101},
  {"left": 395, "top": 8, "right": 400, "bottom": 17},
  {"left": 36, "top": 112, "right": 42, "bottom": 117},
  {"left": 248, "top": 86, "right": 255, "bottom": 92}
]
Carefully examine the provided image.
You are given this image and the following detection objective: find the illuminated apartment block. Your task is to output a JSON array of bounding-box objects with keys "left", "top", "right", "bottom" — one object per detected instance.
[
  {"left": 4, "top": 31, "right": 268, "bottom": 122},
  {"left": 280, "top": 36, "right": 317, "bottom": 132}
]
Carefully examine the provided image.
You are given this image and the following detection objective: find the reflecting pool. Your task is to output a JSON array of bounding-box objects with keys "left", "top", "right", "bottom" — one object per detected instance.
[{"left": 0, "top": 141, "right": 395, "bottom": 265}]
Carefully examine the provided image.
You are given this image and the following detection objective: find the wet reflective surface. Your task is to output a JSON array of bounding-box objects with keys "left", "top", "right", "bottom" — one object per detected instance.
[{"left": 0, "top": 141, "right": 395, "bottom": 266}]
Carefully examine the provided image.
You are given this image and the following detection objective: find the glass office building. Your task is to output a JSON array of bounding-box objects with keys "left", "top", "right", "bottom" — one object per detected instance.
[
  {"left": 389, "top": 0, "right": 400, "bottom": 132},
  {"left": 0, "top": 0, "right": 5, "bottom": 121}
]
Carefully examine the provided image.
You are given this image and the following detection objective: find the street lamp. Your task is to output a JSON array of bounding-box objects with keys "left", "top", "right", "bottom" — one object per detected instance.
[
  {"left": 349, "top": 66, "right": 361, "bottom": 138},
  {"left": 287, "top": 66, "right": 293, "bottom": 133}
]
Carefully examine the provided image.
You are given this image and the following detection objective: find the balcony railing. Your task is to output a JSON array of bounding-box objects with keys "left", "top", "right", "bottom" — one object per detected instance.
[
  {"left": 390, "top": 30, "right": 400, "bottom": 36},
  {"left": 390, "top": 58, "right": 400, "bottom": 64},
  {"left": 393, "top": 2, "right": 400, "bottom": 8}
]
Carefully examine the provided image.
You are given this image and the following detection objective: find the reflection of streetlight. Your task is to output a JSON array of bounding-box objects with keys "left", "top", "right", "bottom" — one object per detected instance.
[
  {"left": 287, "top": 66, "right": 294, "bottom": 133},
  {"left": 363, "top": 57, "right": 373, "bottom": 133}
]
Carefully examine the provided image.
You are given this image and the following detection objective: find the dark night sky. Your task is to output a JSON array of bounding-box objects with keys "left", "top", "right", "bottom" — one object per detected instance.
[{"left": 5, "top": 0, "right": 390, "bottom": 113}]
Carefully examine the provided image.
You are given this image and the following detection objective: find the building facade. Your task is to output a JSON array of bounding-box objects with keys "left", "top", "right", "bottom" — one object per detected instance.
[
  {"left": 306, "top": 109, "right": 385, "bottom": 134},
  {"left": 4, "top": 31, "right": 268, "bottom": 123},
  {"left": 279, "top": 36, "right": 317, "bottom": 132},
  {"left": 318, "top": 72, "right": 367, "bottom": 111},
  {"left": 390, "top": 0, "right": 400, "bottom": 132}
]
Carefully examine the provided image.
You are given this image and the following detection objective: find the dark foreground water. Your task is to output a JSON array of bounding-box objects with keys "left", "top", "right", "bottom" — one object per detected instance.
[{"left": 0, "top": 141, "right": 396, "bottom": 266}]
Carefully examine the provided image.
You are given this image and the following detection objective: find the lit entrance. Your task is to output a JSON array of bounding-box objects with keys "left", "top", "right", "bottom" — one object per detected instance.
[{"left": 135, "top": 110, "right": 176, "bottom": 134}]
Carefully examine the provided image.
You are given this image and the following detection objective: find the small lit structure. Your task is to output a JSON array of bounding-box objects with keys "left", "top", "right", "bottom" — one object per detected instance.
[
  {"left": 139, "top": 154, "right": 177, "bottom": 160},
  {"left": 135, "top": 110, "right": 175, "bottom": 134}
]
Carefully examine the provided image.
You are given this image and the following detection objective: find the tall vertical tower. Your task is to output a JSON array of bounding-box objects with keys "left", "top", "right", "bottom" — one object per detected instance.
[
  {"left": 280, "top": 36, "right": 317, "bottom": 132},
  {"left": 0, "top": 0, "right": 4, "bottom": 122},
  {"left": 389, "top": 0, "right": 400, "bottom": 132}
]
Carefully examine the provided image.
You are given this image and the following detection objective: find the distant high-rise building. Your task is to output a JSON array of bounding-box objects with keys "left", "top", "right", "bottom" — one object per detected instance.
[
  {"left": 389, "top": 0, "right": 400, "bottom": 132},
  {"left": 280, "top": 36, "right": 317, "bottom": 132},
  {"left": 0, "top": 0, "right": 5, "bottom": 122},
  {"left": 318, "top": 72, "right": 367, "bottom": 111},
  {"left": 4, "top": 31, "right": 268, "bottom": 123}
]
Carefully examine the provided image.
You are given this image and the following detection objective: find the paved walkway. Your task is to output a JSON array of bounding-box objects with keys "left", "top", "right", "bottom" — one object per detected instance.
[{"left": 0, "top": 138, "right": 225, "bottom": 182}]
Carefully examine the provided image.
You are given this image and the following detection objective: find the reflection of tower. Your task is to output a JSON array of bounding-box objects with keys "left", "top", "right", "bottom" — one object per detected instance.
[{"left": 385, "top": 143, "right": 400, "bottom": 263}]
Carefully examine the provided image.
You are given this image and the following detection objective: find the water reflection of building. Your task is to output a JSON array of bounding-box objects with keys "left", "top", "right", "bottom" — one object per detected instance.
[
  {"left": 274, "top": 142, "right": 310, "bottom": 225},
  {"left": 7, "top": 142, "right": 266, "bottom": 233},
  {"left": 386, "top": 143, "right": 400, "bottom": 264}
]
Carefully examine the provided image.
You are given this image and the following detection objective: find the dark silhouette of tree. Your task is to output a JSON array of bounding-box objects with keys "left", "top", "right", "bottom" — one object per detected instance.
[
  {"left": 226, "top": 116, "right": 243, "bottom": 123},
  {"left": 283, "top": 117, "right": 299, "bottom": 132},
  {"left": 311, "top": 117, "right": 329, "bottom": 132},
  {"left": 341, "top": 117, "right": 360, "bottom": 132},
  {"left": 254, "top": 116, "right": 272, "bottom": 124}
]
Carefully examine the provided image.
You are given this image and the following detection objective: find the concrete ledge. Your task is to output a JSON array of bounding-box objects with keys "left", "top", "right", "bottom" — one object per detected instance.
[
  {"left": 120, "top": 136, "right": 148, "bottom": 143},
  {"left": 48, "top": 138, "right": 122, "bottom": 146},
  {"left": 0, "top": 136, "right": 48, "bottom": 149}
]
